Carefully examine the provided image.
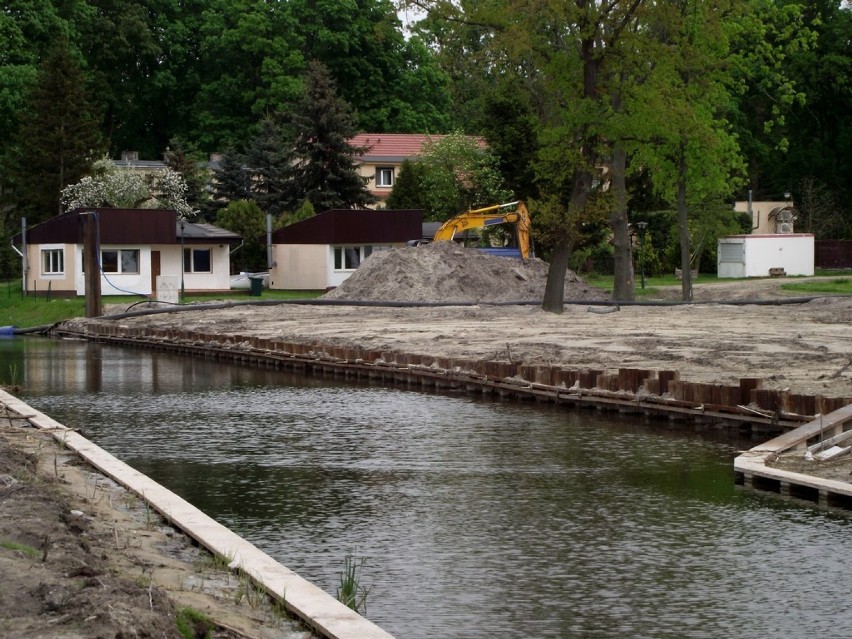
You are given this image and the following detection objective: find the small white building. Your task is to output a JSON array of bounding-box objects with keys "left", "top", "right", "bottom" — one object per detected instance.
[
  {"left": 719, "top": 199, "right": 814, "bottom": 278},
  {"left": 268, "top": 209, "right": 422, "bottom": 290},
  {"left": 15, "top": 208, "right": 241, "bottom": 297},
  {"left": 718, "top": 234, "right": 815, "bottom": 278}
]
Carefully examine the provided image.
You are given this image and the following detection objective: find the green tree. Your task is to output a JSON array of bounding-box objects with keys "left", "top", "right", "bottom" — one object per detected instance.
[
  {"left": 191, "top": 0, "right": 303, "bottom": 150},
  {"left": 10, "top": 36, "right": 104, "bottom": 222},
  {"left": 279, "top": 60, "right": 373, "bottom": 212},
  {"left": 385, "top": 159, "right": 428, "bottom": 210},
  {"left": 244, "top": 115, "right": 291, "bottom": 217},
  {"left": 275, "top": 199, "right": 316, "bottom": 229},
  {"left": 0, "top": 0, "right": 68, "bottom": 153},
  {"left": 477, "top": 81, "right": 540, "bottom": 203},
  {"left": 752, "top": 1, "right": 851, "bottom": 233},
  {"left": 211, "top": 147, "right": 252, "bottom": 210},
  {"left": 416, "top": 132, "right": 512, "bottom": 221},
  {"left": 290, "top": 0, "right": 453, "bottom": 132},
  {"left": 216, "top": 199, "right": 267, "bottom": 272},
  {"left": 164, "top": 138, "right": 211, "bottom": 218}
]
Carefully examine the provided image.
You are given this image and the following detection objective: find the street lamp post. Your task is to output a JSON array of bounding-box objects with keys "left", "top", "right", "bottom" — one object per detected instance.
[
  {"left": 179, "top": 220, "right": 185, "bottom": 303},
  {"left": 637, "top": 221, "right": 648, "bottom": 289}
]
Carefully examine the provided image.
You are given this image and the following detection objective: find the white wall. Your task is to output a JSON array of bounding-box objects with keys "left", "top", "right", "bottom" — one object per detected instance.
[
  {"left": 269, "top": 244, "right": 329, "bottom": 290},
  {"left": 74, "top": 245, "right": 153, "bottom": 296},
  {"left": 25, "top": 243, "right": 76, "bottom": 294},
  {"left": 718, "top": 234, "right": 814, "bottom": 278},
  {"left": 68, "top": 243, "right": 231, "bottom": 296}
]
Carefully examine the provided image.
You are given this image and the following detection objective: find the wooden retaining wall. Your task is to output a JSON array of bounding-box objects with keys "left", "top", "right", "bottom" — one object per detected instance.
[{"left": 53, "top": 322, "right": 852, "bottom": 437}]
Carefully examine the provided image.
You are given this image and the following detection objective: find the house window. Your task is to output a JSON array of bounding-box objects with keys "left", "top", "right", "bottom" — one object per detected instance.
[
  {"left": 333, "top": 246, "right": 389, "bottom": 271},
  {"left": 375, "top": 167, "right": 394, "bottom": 187},
  {"left": 41, "top": 249, "right": 64, "bottom": 275},
  {"left": 334, "top": 247, "right": 363, "bottom": 270},
  {"left": 101, "top": 249, "right": 140, "bottom": 274},
  {"left": 184, "top": 248, "right": 212, "bottom": 273}
]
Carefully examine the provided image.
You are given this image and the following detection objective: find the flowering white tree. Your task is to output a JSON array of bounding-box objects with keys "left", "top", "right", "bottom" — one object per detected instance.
[{"left": 61, "top": 158, "right": 198, "bottom": 220}]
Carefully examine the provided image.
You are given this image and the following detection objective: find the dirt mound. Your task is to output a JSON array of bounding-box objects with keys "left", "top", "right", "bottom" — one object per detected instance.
[{"left": 322, "top": 241, "right": 607, "bottom": 303}]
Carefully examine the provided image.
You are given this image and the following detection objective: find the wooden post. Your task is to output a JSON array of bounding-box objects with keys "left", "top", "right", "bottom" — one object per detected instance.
[{"left": 83, "top": 212, "right": 101, "bottom": 318}]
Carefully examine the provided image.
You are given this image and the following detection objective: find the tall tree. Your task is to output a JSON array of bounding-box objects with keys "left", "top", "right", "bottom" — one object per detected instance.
[
  {"left": 10, "top": 36, "right": 104, "bottom": 222},
  {"left": 216, "top": 199, "right": 267, "bottom": 272},
  {"left": 385, "top": 159, "right": 428, "bottom": 210},
  {"left": 244, "top": 115, "right": 291, "bottom": 217},
  {"left": 751, "top": 1, "right": 851, "bottom": 231},
  {"left": 416, "top": 132, "right": 513, "bottom": 221},
  {"left": 211, "top": 147, "right": 252, "bottom": 210},
  {"left": 477, "top": 80, "right": 541, "bottom": 203},
  {"left": 290, "top": 0, "right": 454, "bottom": 132},
  {"left": 279, "top": 61, "right": 373, "bottom": 212}
]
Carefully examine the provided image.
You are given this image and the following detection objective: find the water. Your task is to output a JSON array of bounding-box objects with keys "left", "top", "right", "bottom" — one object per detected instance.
[{"left": 3, "top": 337, "right": 851, "bottom": 638}]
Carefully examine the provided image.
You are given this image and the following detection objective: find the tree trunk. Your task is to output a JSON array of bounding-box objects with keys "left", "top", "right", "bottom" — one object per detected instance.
[
  {"left": 610, "top": 144, "right": 634, "bottom": 301},
  {"left": 677, "top": 145, "right": 692, "bottom": 302},
  {"left": 542, "top": 242, "right": 571, "bottom": 313}
]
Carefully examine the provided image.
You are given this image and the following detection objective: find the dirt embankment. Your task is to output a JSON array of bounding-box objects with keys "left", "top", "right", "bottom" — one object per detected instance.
[{"left": 0, "top": 407, "right": 315, "bottom": 639}]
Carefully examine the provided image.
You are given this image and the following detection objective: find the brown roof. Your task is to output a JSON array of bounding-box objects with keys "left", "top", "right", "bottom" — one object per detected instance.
[
  {"left": 15, "top": 209, "right": 240, "bottom": 246},
  {"left": 351, "top": 134, "right": 485, "bottom": 163},
  {"left": 270, "top": 209, "right": 422, "bottom": 245}
]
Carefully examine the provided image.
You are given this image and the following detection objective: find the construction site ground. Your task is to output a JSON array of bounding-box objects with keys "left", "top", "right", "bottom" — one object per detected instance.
[{"left": 2, "top": 243, "right": 851, "bottom": 637}]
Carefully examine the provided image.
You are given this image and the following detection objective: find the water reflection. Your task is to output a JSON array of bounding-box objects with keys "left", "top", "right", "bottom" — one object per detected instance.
[{"left": 4, "top": 337, "right": 852, "bottom": 639}]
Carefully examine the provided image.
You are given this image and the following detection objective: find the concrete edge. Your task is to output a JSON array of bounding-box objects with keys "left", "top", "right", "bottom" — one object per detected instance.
[
  {"left": 0, "top": 389, "right": 395, "bottom": 639},
  {"left": 734, "top": 404, "right": 852, "bottom": 498}
]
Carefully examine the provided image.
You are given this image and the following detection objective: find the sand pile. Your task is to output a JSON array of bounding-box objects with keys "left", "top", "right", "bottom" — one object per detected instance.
[{"left": 322, "top": 241, "right": 608, "bottom": 303}]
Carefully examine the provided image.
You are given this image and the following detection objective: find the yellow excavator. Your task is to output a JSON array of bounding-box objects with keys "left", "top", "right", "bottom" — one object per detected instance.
[{"left": 432, "top": 200, "right": 533, "bottom": 259}]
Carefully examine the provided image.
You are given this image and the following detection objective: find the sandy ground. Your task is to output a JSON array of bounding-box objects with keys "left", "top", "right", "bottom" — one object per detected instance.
[
  {"left": 93, "top": 275, "right": 852, "bottom": 401},
  {"left": 0, "top": 408, "right": 316, "bottom": 639},
  {"left": 2, "top": 261, "right": 850, "bottom": 636}
]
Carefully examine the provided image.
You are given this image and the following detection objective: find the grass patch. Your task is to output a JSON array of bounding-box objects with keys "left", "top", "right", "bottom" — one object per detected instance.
[
  {"left": 175, "top": 606, "right": 214, "bottom": 639},
  {"left": 781, "top": 278, "right": 852, "bottom": 295},
  {"left": 0, "top": 540, "right": 41, "bottom": 559},
  {"left": 0, "top": 279, "right": 323, "bottom": 330},
  {"left": 337, "top": 554, "right": 370, "bottom": 616}
]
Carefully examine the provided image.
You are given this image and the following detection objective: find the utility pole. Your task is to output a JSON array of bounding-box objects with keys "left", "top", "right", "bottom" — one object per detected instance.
[
  {"left": 637, "top": 221, "right": 648, "bottom": 290},
  {"left": 83, "top": 212, "right": 101, "bottom": 317}
]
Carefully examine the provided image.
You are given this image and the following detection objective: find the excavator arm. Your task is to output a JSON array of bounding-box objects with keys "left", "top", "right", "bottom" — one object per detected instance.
[{"left": 433, "top": 201, "right": 533, "bottom": 259}]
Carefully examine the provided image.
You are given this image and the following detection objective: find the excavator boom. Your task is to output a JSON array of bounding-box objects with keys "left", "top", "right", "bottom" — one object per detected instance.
[{"left": 432, "top": 201, "right": 532, "bottom": 259}]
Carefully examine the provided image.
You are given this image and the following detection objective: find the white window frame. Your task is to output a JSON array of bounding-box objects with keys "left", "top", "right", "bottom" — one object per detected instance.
[
  {"left": 100, "top": 249, "right": 140, "bottom": 274},
  {"left": 41, "top": 246, "right": 65, "bottom": 275},
  {"left": 333, "top": 245, "right": 390, "bottom": 272},
  {"left": 375, "top": 167, "right": 394, "bottom": 188}
]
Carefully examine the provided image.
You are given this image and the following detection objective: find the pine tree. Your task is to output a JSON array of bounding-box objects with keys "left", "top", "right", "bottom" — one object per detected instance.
[
  {"left": 280, "top": 60, "right": 373, "bottom": 212},
  {"left": 11, "top": 37, "right": 104, "bottom": 222},
  {"left": 244, "top": 115, "right": 290, "bottom": 217},
  {"left": 385, "top": 159, "right": 427, "bottom": 210},
  {"left": 211, "top": 146, "right": 252, "bottom": 209}
]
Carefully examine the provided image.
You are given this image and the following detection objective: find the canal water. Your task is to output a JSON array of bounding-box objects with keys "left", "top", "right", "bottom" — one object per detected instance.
[{"left": 3, "top": 337, "right": 852, "bottom": 639}]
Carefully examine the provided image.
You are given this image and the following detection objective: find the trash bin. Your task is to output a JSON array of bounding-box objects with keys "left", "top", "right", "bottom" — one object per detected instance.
[{"left": 248, "top": 276, "right": 263, "bottom": 297}]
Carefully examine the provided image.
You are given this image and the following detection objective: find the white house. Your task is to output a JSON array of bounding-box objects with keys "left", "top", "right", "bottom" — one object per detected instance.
[
  {"left": 15, "top": 208, "right": 241, "bottom": 298},
  {"left": 268, "top": 209, "right": 422, "bottom": 290}
]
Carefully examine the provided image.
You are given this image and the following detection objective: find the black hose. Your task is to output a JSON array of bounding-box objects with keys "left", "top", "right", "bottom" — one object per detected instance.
[
  {"left": 13, "top": 322, "right": 61, "bottom": 335},
  {"left": 69, "top": 293, "right": 849, "bottom": 323},
  {"left": 10, "top": 293, "right": 848, "bottom": 335}
]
